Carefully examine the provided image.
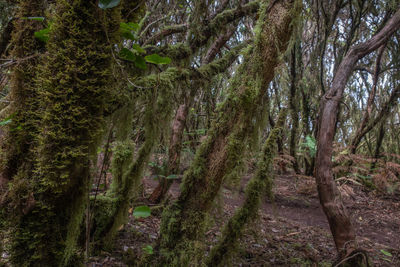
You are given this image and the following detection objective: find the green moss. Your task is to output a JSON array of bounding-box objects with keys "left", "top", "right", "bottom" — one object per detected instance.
[
  {"left": 0, "top": 0, "right": 44, "bottom": 203},
  {"left": 5, "top": 1, "right": 122, "bottom": 265},
  {"left": 89, "top": 195, "right": 118, "bottom": 249}
]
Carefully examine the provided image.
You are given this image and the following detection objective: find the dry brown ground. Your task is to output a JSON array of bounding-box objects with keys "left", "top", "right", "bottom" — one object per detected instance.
[{"left": 88, "top": 174, "right": 400, "bottom": 266}]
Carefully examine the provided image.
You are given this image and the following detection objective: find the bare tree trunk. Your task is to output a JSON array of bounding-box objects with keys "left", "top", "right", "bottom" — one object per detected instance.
[
  {"left": 351, "top": 44, "right": 386, "bottom": 154},
  {"left": 315, "top": 8, "right": 400, "bottom": 262},
  {"left": 371, "top": 122, "right": 385, "bottom": 171},
  {"left": 289, "top": 44, "right": 300, "bottom": 174},
  {"left": 149, "top": 102, "right": 189, "bottom": 203}
]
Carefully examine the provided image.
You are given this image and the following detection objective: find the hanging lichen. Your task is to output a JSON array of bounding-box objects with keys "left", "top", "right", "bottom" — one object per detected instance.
[{"left": 99, "top": 67, "right": 188, "bottom": 247}]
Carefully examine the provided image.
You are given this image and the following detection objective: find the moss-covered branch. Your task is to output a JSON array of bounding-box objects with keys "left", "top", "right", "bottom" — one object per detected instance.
[{"left": 206, "top": 109, "right": 287, "bottom": 266}]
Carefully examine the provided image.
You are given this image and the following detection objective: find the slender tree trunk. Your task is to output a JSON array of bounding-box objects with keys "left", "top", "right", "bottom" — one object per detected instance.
[
  {"left": 149, "top": 102, "right": 189, "bottom": 203},
  {"left": 351, "top": 83, "right": 400, "bottom": 155},
  {"left": 351, "top": 44, "right": 386, "bottom": 154},
  {"left": 371, "top": 122, "right": 385, "bottom": 171},
  {"left": 315, "top": 8, "right": 400, "bottom": 263},
  {"left": 289, "top": 45, "right": 300, "bottom": 174}
]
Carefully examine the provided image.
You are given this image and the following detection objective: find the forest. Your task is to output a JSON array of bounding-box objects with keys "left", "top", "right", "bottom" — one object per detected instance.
[{"left": 0, "top": 0, "right": 399, "bottom": 266}]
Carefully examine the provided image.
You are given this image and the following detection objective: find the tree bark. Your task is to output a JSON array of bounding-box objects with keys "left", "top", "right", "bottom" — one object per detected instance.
[{"left": 315, "top": 7, "right": 400, "bottom": 261}]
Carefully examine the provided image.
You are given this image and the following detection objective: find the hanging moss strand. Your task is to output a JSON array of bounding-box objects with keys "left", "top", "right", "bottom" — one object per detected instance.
[{"left": 206, "top": 109, "right": 287, "bottom": 266}]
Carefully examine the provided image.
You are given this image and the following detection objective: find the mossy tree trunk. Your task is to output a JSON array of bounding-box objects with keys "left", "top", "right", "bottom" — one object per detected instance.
[
  {"left": 0, "top": 0, "right": 44, "bottom": 261},
  {"left": 4, "top": 1, "right": 121, "bottom": 265},
  {"left": 157, "top": 0, "right": 299, "bottom": 265},
  {"left": 100, "top": 68, "right": 185, "bottom": 246},
  {"left": 0, "top": 0, "right": 44, "bottom": 193}
]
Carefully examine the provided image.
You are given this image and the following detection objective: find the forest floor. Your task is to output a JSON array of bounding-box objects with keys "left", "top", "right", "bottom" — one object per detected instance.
[{"left": 88, "top": 173, "right": 400, "bottom": 266}]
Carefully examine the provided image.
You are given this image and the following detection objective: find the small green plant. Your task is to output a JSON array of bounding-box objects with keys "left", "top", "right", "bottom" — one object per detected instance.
[
  {"left": 301, "top": 135, "right": 317, "bottom": 157},
  {"left": 380, "top": 249, "right": 392, "bottom": 262},
  {"left": 142, "top": 245, "right": 153, "bottom": 255},
  {"left": 133, "top": 206, "right": 151, "bottom": 219}
]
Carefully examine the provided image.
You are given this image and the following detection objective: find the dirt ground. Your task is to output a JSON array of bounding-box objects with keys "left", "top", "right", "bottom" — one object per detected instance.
[{"left": 88, "top": 174, "right": 400, "bottom": 266}]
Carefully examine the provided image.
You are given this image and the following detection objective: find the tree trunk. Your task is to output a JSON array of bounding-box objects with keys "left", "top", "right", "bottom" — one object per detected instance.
[
  {"left": 289, "top": 44, "right": 300, "bottom": 174},
  {"left": 149, "top": 102, "right": 189, "bottom": 203},
  {"left": 3, "top": 1, "right": 122, "bottom": 265},
  {"left": 351, "top": 83, "right": 400, "bottom": 155},
  {"left": 0, "top": 0, "right": 44, "bottom": 193},
  {"left": 315, "top": 8, "right": 400, "bottom": 262}
]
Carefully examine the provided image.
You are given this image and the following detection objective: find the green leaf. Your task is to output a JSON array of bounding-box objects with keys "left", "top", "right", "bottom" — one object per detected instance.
[
  {"left": 133, "top": 206, "right": 151, "bottom": 219},
  {"left": 0, "top": 118, "right": 12, "bottom": 126},
  {"left": 132, "top": 44, "right": 145, "bottom": 54},
  {"left": 34, "top": 28, "right": 50, "bottom": 42},
  {"left": 98, "top": 0, "right": 121, "bottom": 9},
  {"left": 134, "top": 55, "right": 146, "bottom": 70},
  {"left": 120, "top": 22, "right": 139, "bottom": 32},
  {"left": 21, "top": 17, "right": 45, "bottom": 21},
  {"left": 145, "top": 54, "right": 171, "bottom": 65},
  {"left": 119, "top": 48, "right": 146, "bottom": 69},
  {"left": 120, "top": 22, "right": 139, "bottom": 40},
  {"left": 142, "top": 245, "right": 153, "bottom": 255},
  {"left": 119, "top": 48, "right": 136, "bottom": 62},
  {"left": 166, "top": 174, "right": 179, "bottom": 179},
  {"left": 380, "top": 249, "right": 392, "bottom": 257}
]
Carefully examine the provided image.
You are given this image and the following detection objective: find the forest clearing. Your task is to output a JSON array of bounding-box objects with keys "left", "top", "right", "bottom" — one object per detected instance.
[{"left": 0, "top": 0, "right": 400, "bottom": 266}]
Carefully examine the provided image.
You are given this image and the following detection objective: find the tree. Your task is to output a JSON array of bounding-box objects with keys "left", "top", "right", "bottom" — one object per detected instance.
[{"left": 315, "top": 7, "right": 400, "bottom": 264}]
